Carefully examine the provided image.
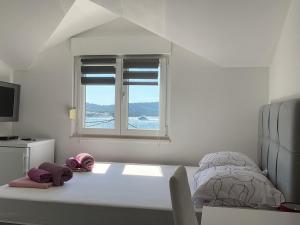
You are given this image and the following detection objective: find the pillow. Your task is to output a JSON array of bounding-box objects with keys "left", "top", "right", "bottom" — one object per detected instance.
[
  {"left": 192, "top": 165, "right": 285, "bottom": 208},
  {"left": 198, "top": 152, "right": 261, "bottom": 173}
]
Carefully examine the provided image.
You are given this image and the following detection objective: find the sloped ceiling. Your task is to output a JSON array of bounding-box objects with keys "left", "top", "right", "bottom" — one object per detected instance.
[
  {"left": 92, "top": 0, "right": 291, "bottom": 67},
  {"left": 75, "top": 17, "right": 161, "bottom": 38},
  {"left": 0, "top": 0, "right": 70, "bottom": 69},
  {"left": 0, "top": 0, "right": 117, "bottom": 70},
  {"left": 0, "top": 0, "right": 292, "bottom": 69},
  {"left": 42, "top": 0, "right": 118, "bottom": 50}
]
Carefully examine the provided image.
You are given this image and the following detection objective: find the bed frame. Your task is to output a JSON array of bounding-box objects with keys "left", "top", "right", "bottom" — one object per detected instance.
[{"left": 258, "top": 99, "right": 300, "bottom": 202}]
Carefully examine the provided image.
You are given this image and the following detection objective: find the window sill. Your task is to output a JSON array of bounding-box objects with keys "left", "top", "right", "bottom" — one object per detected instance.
[{"left": 70, "top": 134, "right": 171, "bottom": 142}]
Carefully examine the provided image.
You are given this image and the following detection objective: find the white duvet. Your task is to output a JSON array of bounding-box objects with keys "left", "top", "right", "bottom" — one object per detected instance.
[{"left": 192, "top": 165, "right": 285, "bottom": 208}]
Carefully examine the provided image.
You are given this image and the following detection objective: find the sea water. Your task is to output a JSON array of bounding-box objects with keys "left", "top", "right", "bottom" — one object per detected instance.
[{"left": 85, "top": 116, "right": 159, "bottom": 130}]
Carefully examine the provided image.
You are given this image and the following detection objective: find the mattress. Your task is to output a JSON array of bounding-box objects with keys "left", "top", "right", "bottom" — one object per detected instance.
[{"left": 0, "top": 162, "right": 200, "bottom": 225}]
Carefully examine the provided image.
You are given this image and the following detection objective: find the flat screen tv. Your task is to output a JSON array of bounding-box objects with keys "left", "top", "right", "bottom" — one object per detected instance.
[{"left": 0, "top": 81, "right": 20, "bottom": 122}]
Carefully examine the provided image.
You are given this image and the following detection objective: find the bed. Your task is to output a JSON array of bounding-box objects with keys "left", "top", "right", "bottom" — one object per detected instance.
[
  {"left": 0, "top": 162, "right": 200, "bottom": 225},
  {"left": 0, "top": 99, "right": 299, "bottom": 225}
]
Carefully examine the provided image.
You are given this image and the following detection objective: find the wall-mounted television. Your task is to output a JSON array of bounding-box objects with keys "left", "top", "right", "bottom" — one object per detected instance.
[{"left": 0, "top": 81, "right": 20, "bottom": 122}]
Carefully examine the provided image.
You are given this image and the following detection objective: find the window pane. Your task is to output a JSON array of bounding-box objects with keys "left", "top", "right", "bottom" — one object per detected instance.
[
  {"left": 84, "top": 74, "right": 115, "bottom": 129},
  {"left": 128, "top": 79, "right": 160, "bottom": 130}
]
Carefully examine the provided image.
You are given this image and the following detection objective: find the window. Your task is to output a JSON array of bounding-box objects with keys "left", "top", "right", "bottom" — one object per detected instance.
[{"left": 76, "top": 55, "right": 168, "bottom": 138}]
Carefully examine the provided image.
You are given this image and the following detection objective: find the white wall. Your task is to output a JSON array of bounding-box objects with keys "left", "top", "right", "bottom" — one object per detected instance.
[
  {"left": 70, "top": 18, "right": 171, "bottom": 56},
  {"left": 269, "top": 0, "right": 300, "bottom": 101},
  {"left": 13, "top": 43, "right": 73, "bottom": 162},
  {"left": 0, "top": 61, "right": 14, "bottom": 136},
  {"left": 13, "top": 24, "right": 269, "bottom": 165}
]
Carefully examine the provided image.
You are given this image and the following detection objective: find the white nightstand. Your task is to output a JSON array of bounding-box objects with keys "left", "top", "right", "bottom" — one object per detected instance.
[{"left": 201, "top": 206, "right": 300, "bottom": 225}]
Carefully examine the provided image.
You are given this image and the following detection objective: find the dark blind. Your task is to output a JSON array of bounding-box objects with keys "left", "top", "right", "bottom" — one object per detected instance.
[
  {"left": 81, "top": 66, "right": 115, "bottom": 74},
  {"left": 123, "top": 58, "right": 159, "bottom": 69},
  {"left": 81, "top": 58, "right": 116, "bottom": 65},
  {"left": 81, "top": 57, "right": 116, "bottom": 85},
  {"left": 123, "top": 57, "right": 160, "bottom": 86}
]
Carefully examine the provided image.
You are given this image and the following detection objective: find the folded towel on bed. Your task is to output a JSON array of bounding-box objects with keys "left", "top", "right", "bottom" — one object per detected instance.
[
  {"left": 65, "top": 157, "right": 81, "bottom": 170},
  {"left": 9, "top": 177, "right": 52, "bottom": 189},
  {"left": 27, "top": 168, "right": 52, "bottom": 183},
  {"left": 39, "top": 162, "right": 73, "bottom": 186},
  {"left": 75, "top": 153, "right": 95, "bottom": 171}
]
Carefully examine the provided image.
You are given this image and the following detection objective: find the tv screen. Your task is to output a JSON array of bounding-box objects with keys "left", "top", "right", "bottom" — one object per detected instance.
[{"left": 0, "top": 81, "right": 20, "bottom": 122}]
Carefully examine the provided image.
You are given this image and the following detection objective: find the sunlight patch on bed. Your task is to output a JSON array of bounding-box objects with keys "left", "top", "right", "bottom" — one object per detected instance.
[
  {"left": 122, "top": 164, "right": 163, "bottom": 177},
  {"left": 92, "top": 163, "right": 111, "bottom": 174}
]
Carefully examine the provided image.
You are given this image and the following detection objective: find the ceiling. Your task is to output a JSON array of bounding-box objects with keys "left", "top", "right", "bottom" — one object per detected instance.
[
  {"left": 75, "top": 17, "right": 153, "bottom": 38},
  {"left": 0, "top": 0, "right": 68, "bottom": 69},
  {"left": 43, "top": 0, "right": 118, "bottom": 50},
  {"left": 92, "top": 0, "right": 291, "bottom": 67},
  {"left": 0, "top": 0, "right": 117, "bottom": 70},
  {"left": 0, "top": 0, "right": 292, "bottom": 70}
]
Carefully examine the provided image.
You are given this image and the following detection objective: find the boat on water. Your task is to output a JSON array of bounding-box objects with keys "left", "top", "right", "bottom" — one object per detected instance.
[{"left": 138, "top": 116, "right": 148, "bottom": 121}]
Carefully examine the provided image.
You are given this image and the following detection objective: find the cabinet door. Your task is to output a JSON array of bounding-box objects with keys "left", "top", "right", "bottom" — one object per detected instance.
[{"left": 0, "top": 147, "right": 28, "bottom": 185}]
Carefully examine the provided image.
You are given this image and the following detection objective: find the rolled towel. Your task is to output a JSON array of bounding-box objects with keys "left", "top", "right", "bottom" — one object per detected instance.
[
  {"left": 27, "top": 168, "right": 52, "bottom": 183},
  {"left": 75, "top": 153, "right": 95, "bottom": 171},
  {"left": 39, "top": 162, "right": 73, "bottom": 186},
  {"left": 66, "top": 157, "right": 80, "bottom": 170}
]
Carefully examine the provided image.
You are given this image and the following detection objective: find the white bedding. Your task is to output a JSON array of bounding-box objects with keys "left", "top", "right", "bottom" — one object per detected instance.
[
  {"left": 192, "top": 165, "right": 284, "bottom": 208},
  {"left": 0, "top": 162, "right": 199, "bottom": 225}
]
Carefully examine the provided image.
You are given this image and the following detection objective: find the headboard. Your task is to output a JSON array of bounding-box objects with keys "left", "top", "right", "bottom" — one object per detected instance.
[{"left": 258, "top": 99, "right": 300, "bottom": 203}]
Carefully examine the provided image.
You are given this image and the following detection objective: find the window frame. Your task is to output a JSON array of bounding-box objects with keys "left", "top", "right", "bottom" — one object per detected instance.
[{"left": 75, "top": 55, "right": 168, "bottom": 138}]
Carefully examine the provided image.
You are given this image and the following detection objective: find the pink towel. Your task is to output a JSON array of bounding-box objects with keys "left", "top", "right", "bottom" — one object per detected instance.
[
  {"left": 9, "top": 177, "right": 52, "bottom": 189},
  {"left": 65, "top": 157, "right": 81, "bottom": 170},
  {"left": 39, "top": 162, "right": 73, "bottom": 186},
  {"left": 27, "top": 168, "right": 52, "bottom": 183},
  {"left": 75, "top": 153, "right": 95, "bottom": 171}
]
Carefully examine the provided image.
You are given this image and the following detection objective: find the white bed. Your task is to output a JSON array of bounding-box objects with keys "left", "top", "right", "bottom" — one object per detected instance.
[{"left": 0, "top": 162, "right": 200, "bottom": 225}]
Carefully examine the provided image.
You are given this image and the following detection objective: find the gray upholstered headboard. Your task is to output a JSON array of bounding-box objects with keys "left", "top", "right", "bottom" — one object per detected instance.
[{"left": 258, "top": 99, "right": 300, "bottom": 203}]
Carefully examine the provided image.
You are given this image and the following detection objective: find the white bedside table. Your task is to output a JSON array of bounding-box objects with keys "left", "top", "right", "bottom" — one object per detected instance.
[{"left": 201, "top": 206, "right": 300, "bottom": 225}]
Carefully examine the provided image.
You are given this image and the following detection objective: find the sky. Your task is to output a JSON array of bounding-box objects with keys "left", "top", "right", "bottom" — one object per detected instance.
[
  {"left": 85, "top": 69, "right": 160, "bottom": 105},
  {"left": 86, "top": 85, "right": 159, "bottom": 105}
]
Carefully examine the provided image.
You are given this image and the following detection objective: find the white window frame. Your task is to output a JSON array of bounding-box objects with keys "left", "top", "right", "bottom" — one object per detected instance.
[{"left": 75, "top": 55, "right": 168, "bottom": 138}]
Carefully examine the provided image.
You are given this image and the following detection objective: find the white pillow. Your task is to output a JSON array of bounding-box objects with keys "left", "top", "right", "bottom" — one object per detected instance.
[
  {"left": 198, "top": 152, "right": 261, "bottom": 173},
  {"left": 192, "top": 165, "right": 285, "bottom": 208}
]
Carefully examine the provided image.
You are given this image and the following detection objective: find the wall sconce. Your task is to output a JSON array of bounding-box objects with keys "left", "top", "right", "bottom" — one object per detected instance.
[{"left": 68, "top": 107, "right": 76, "bottom": 120}]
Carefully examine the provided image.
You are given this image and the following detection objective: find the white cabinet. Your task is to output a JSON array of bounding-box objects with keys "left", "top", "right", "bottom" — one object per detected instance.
[{"left": 0, "top": 139, "right": 54, "bottom": 185}]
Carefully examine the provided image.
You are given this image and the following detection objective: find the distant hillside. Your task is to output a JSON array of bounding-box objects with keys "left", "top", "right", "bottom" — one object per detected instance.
[
  {"left": 86, "top": 102, "right": 159, "bottom": 117},
  {"left": 86, "top": 103, "right": 114, "bottom": 114}
]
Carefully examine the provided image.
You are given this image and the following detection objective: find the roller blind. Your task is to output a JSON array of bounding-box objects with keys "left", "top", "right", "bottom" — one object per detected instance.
[
  {"left": 123, "top": 57, "right": 160, "bottom": 86},
  {"left": 81, "top": 57, "right": 116, "bottom": 85}
]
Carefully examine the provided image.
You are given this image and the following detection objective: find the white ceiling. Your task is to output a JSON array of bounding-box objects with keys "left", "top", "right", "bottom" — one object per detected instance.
[
  {"left": 0, "top": 0, "right": 69, "bottom": 69},
  {"left": 0, "top": 0, "right": 292, "bottom": 69},
  {"left": 42, "top": 0, "right": 118, "bottom": 50},
  {"left": 0, "top": 0, "right": 117, "bottom": 70},
  {"left": 92, "top": 0, "right": 291, "bottom": 67},
  {"left": 75, "top": 17, "right": 154, "bottom": 38}
]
